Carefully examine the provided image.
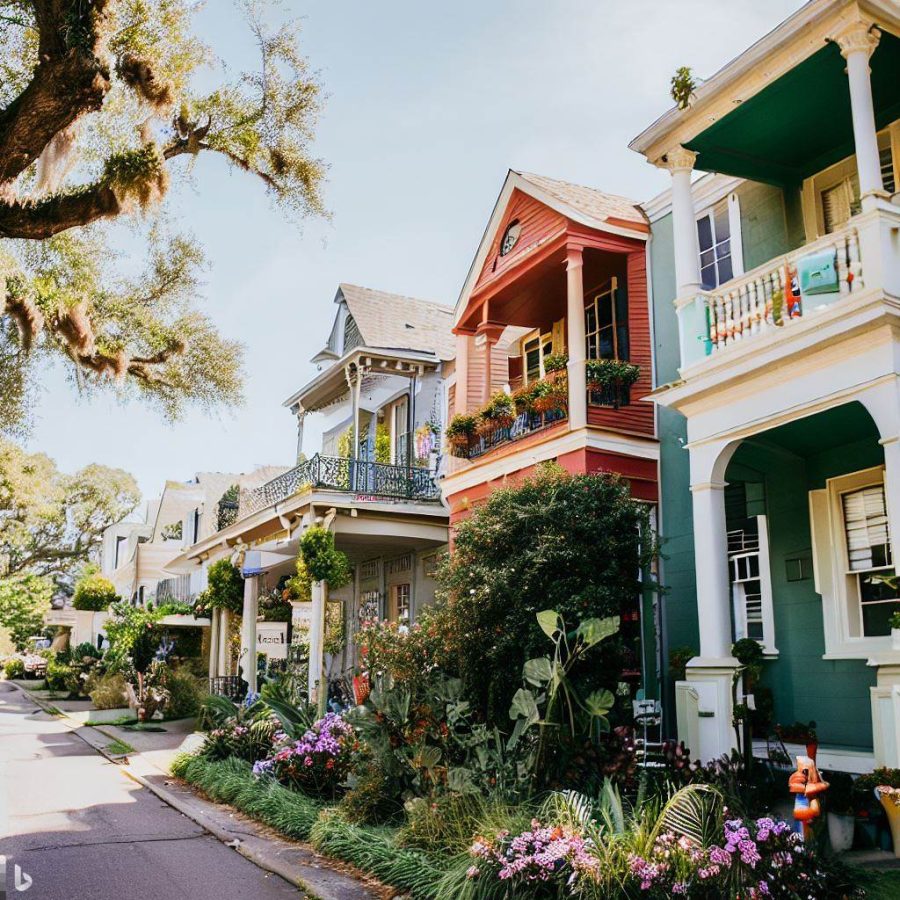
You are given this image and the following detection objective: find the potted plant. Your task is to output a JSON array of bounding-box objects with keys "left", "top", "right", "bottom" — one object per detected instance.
[
  {"left": 585, "top": 359, "right": 640, "bottom": 408},
  {"left": 824, "top": 770, "right": 856, "bottom": 852},
  {"left": 476, "top": 392, "right": 516, "bottom": 436},
  {"left": 854, "top": 768, "right": 900, "bottom": 856},
  {"left": 512, "top": 383, "right": 536, "bottom": 415},
  {"left": 531, "top": 375, "right": 568, "bottom": 414},
  {"left": 542, "top": 352, "right": 568, "bottom": 377},
  {"left": 446, "top": 414, "right": 476, "bottom": 454}
]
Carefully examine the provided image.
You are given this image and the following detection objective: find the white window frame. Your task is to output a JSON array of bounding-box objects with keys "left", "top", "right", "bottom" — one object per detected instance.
[
  {"left": 520, "top": 329, "right": 555, "bottom": 384},
  {"left": 728, "top": 515, "right": 777, "bottom": 656},
  {"left": 696, "top": 194, "right": 744, "bottom": 291},
  {"left": 810, "top": 465, "right": 896, "bottom": 659}
]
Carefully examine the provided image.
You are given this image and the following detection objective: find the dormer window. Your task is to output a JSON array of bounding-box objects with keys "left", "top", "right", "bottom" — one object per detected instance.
[{"left": 500, "top": 220, "right": 521, "bottom": 256}]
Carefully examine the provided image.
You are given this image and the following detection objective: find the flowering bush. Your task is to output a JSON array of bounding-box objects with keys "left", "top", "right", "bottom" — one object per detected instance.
[
  {"left": 253, "top": 712, "right": 356, "bottom": 798},
  {"left": 355, "top": 615, "right": 452, "bottom": 685},
  {"left": 201, "top": 716, "right": 279, "bottom": 763},
  {"left": 466, "top": 818, "right": 598, "bottom": 893}
]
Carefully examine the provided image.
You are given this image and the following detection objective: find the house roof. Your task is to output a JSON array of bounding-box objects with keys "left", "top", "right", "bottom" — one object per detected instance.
[
  {"left": 338, "top": 284, "right": 455, "bottom": 361},
  {"left": 515, "top": 172, "right": 647, "bottom": 229}
]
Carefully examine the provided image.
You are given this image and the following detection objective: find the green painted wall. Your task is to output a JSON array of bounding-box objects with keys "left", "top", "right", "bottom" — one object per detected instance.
[
  {"left": 726, "top": 433, "right": 883, "bottom": 750},
  {"left": 737, "top": 181, "right": 805, "bottom": 271}
]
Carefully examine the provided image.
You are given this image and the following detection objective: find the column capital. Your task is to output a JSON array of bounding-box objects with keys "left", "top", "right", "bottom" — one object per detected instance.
[
  {"left": 565, "top": 246, "right": 584, "bottom": 270},
  {"left": 658, "top": 146, "right": 697, "bottom": 173},
  {"left": 835, "top": 20, "right": 880, "bottom": 60}
]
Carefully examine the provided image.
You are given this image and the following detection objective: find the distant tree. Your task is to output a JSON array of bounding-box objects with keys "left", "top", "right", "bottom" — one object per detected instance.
[
  {"left": 72, "top": 571, "right": 119, "bottom": 611},
  {"left": 0, "top": 572, "right": 52, "bottom": 649},
  {"left": 0, "top": 438, "right": 140, "bottom": 581},
  {"left": 0, "top": 0, "right": 326, "bottom": 431}
]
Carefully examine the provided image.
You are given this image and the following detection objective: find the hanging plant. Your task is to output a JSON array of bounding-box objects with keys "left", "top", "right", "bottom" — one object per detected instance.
[
  {"left": 542, "top": 352, "right": 568, "bottom": 374},
  {"left": 531, "top": 375, "right": 568, "bottom": 414},
  {"left": 446, "top": 413, "right": 477, "bottom": 453},
  {"left": 477, "top": 392, "right": 516, "bottom": 434},
  {"left": 585, "top": 359, "right": 640, "bottom": 390},
  {"left": 670, "top": 66, "right": 697, "bottom": 110}
]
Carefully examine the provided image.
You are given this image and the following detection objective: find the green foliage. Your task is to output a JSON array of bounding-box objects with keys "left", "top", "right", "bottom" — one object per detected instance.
[
  {"left": 103, "top": 601, "right": 160, "bottom": 669},
  {"left": 160, "top": 521, "right": 182, "bottom": 541},
  {"left": 45, "top": 657, "right": 75, "bottom": 693},
  {"left": 197, "top": 559, "right": 244, "bottom": 614},
  {"left": 0, "top": 439, "right": 139, "bottom": 579},
  {"left": 542, "top": 353, "right": 568, "bottom": 374},
  {"left": 172, "top": 754, "right": 321, "bottom": 841},
  {"left": 72, "top": 573, "right": 119, "bottom": 611},
  {"left": 0, "top": 573, "right": 52, "bottom": 649},
  {"left": 339, "top": 763, "right": 400, "bottom": 825},
  {"left": 584, "top": 358, "right": 640, "bottom": 388},
  {"left": 477, "top": 392, "right": 515, "bottom": 428},
  {"left": 670, "top": 65, "right": 697, "bottom": 110},
  {"left": 155, "top": 600, "right": 194, "bottom": 616},
  {"left": 445, "top": 414, "right": 477, "bottom": 445},
  {"left": 309, "top": 811, "right": 448, "bottom": 899},
  {"left": 216, "top": 485, "right": 240, "bottom": 532},
  {"left": 356, "top": 616, "right": 452, "bottom": 685},
  {"left": 299, "top": 526, "right": 351, "bottom": 588},
  {"left": 4, "top": 656, "right": 25, "bottom": 679},
  {"left": 375, "top": 423, "right": 391, "bottom": 464},
  {"left": 668, "top": 645, "right": 696, "bottom": 681},
  {"left": 86, "top": 671, "right": 129, "bottom": 710},
  {"left": 435, "top": 465, "right": 654, "bottom": 724},
  {"left": 164, "top": 668, "right": 205, "bottom": 719}
]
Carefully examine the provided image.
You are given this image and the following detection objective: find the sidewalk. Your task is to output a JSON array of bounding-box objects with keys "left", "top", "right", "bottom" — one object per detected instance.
[{"left": 13, "top": 682, "right": 388, "bottom": 900}]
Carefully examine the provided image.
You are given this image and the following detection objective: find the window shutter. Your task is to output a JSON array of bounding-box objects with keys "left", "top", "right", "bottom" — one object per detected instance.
[
  {"left": 842, "top": 484, "right": 891, "bottom": 571},
  {"left": 822, "top": 181, "right": 852, "bottom": 234},
  {"left": 447, "top": 383, "right": 456, "bottom": 417},
  {"left": 880, "top": 144, "right": 896, "bottom": 194},
  {"left": 552, "top": 318, "right": 566, "bottom": 355}
]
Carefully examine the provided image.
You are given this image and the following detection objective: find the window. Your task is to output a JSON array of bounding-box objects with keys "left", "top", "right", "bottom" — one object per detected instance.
[
  {"left": 522, "top": 331, "right": 555, "bottom": 384},
  {"left": 360, "top": 559, "right": 380, "bottom": 580},
  {"left": 585, "top": 277, "right": 628, "bottom": 361},
  {"left": 822, "top": 175, "right": 860, "bottom": 234},
  {"left": 841, "top": 483, "right": 897, "bottom": 637},
  {"left": 500, "top": 220, "right": 521, "bottom": 256},
  {"left": 393, "top": 398, "right": 409, "bottom": 465},
  {"left": 358, "top": 589, "right": 380, "bottom": 625},
  {"left": 390, "top": 583, "right": 411, "bottom": 624},
  {"left": 385, "top": 554, "right": 412, "bottom": 575},
  {"left": 880, "top": 144, "right": 896, "bottom": 195},
  {"left": 114, "top": 535, "right": 127, "bottom": 568},
  {"left": 697, "top": 199, "right": 734, "bottom": 289},
  {"left": 728, "top": 515, "right": 777, "bottom": 654}
]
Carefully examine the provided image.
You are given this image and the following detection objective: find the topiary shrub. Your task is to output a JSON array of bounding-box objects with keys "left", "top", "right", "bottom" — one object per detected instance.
[
  {"left": 196, "top": 559, "right": 244, "bottom": 614},
  {"left": 72, "top": 573, "right": 119, "bottom": 611}
]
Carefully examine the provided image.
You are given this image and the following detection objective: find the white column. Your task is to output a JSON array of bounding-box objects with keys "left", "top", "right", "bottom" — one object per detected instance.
[
  {"left": 662, "top": 147, "right": 702, "bottom": 298},
  {"left": 565, "top": 247, "right": 587, "bottom": 430},
  {"left": 294, "top": 408, "right": 306, "bottom": 462},
  {"left": 690, "top": 481, "right": 734, "bottom": 659},
  {"left": 482, "top": 336, "right": 494, "bottom": 406},
  {"left": 837, "top": 22, "right": 884, "bottom": 211},
  {"left": 208, "top": 606, "right": 219, "bottom": 679},
  {"left": 454, "top": 333, "right": 470, "bottom": 415},
  {"left": 308, "top": 579, "right": 326, "bottom": 705},
  {"left": 218, "top": 608, "right": 229, "bottom": 676},
  {"left": 239, "top": 575, "right": 258, "bottom": 694}
]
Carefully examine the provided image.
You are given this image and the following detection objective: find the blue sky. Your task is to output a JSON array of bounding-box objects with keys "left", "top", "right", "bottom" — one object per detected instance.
[{"left": 24, "top": 0, "right": 802, "bottom": 505}]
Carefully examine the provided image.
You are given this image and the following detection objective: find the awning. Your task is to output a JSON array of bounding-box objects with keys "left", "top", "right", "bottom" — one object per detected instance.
[{"left": 684, "top": 32, "right": 900, "bottom": 186}]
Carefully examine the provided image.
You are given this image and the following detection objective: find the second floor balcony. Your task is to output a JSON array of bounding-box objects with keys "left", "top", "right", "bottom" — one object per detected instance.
[{"left": 240, "top": 452, "right": 441, "bottom": 518}]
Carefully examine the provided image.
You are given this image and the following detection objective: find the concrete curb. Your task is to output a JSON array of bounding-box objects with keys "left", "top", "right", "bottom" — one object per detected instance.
[{"left": 8, "top": 682, "right": 383, "bottom": 900}]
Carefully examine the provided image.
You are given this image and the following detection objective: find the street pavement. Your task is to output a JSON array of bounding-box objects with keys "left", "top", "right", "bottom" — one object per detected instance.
[{"left": 0, "top": 683, "right": 302, "bottom": 899}]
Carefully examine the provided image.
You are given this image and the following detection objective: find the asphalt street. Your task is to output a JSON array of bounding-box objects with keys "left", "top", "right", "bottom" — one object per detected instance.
[{"left": 0, "top": 683, "right": 302, "bottom": 900}]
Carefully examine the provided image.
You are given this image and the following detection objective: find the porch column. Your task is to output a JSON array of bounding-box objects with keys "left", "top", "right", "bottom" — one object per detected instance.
[
  {"left": 566, "top": 247, "right": 587, "bottom": 430},
  {"left": 308, "top": 579, "right": 326, "bottom": 705},
  {"left": 239, "top": 575, "right": 259, "bottom": 694},
  {"left": 293, "top": 407, "right": 306, "bottom": 463},
  {"left": 217, "top": 608, "right": 229, "bottom": 676},
  {"left": 481, "top": 335, "right": 494, "bottom": 406},
  {"left": 207, "top": 606, "right": 219, "bottom": 679},
  {"left": 836, "top": 22, "right": 884, "bottom": 211},
  {"left": 454, "top": 332, "right": 471, "bottom": 415},
  {"left": 662, "top": 147, "right": 702, "bottom": 298}
]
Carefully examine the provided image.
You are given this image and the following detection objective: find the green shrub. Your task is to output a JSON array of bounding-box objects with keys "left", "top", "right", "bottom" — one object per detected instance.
[
  {"left": 172, "top": 755, "right": 321, "bottom": 840},
  {"left": 164, "top": 668, "right": 205, "bottom": 719},
  {"left": 45, "top": 658, "right": 76, "bottom": 693},
  {"left": 195, "top": 559, "right": 244, "bottom": 614},
  {"left": 87, "top": 671, "right": 129, "bottom": 709},
  {"left": 300, "top": 527, "right": 351, "bottom": 588},
  {"left": 72, "top": 573, "right": 119, "bottom": 611},
  {"left": 338, "top": 763, "right": 401, "bottom": 825},
  {"left": 309, "top": 811, "right": 447, "bottom": 898},
  {"left": 4, "top": 657, "right": 25, "bottom": 679}
]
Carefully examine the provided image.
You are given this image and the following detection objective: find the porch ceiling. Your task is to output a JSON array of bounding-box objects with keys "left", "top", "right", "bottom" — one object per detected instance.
[{"left": 684, "top": 33, "right": 900, "bottom": 187}]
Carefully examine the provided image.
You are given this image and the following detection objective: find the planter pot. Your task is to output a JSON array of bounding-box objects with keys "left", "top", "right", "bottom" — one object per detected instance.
[
  {"left": 827, "top": 812, "right": 855, "bottom": 852},
  {"left": 877, "top": 790, "right": 900, "bottom": 857}
]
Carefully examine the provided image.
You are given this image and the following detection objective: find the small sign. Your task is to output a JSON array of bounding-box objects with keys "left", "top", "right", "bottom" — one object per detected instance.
[
  {"left": 257, "top": 622, "right": 288, "bottom": 659},
  {"left": 292, "top": 602, "right": 313, "bottom": 629}
]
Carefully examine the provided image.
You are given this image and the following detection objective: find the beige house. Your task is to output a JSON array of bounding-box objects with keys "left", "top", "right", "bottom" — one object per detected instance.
[{"left": 167, "top": 284, "right": 452, "bottom": 701}]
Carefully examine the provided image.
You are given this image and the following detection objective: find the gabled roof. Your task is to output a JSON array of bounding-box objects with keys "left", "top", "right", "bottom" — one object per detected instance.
[
  {"left": 455, "top": 169, "right": 647, "bottom": 321},
  {"left": 515, "top": 172, "right": 647, "bottom": 230},
  {"left": 338, "top": 284, "right": 455, "bottom": 360}
]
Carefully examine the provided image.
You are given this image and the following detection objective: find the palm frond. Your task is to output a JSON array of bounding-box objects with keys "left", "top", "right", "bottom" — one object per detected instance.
[
  {"left": 262, "top": 695, "right": 314, "bottom": 739},
  {"left": 653, "top": 784, "right": 723, "bottom": 848},
  {"left": 598, "top": 777, "right": 626, "bottom": 835}
]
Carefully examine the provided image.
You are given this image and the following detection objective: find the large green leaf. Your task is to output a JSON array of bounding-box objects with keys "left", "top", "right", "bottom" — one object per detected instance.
[
  {"left": 509, "top": 687, "right": 540, "bottom": 726},
  {"left": 576, "top": 616, "right": 619, "bottom": 648},
  {"left": 262, "top": 697, "right": 314, "bottom": 739},
  {"left": 655, "top": 784, "right": 723, "bottom": 848},
  {"left": 448, "top": 766, "right": 479, "bottom": 794},
  {"left": 583, "top": 688, "right": 615, "bottom": 718},
  {"left": 523, "top": 656, "right": 553, "bottom": 686},
  {"left": 536, "top": 609, "right": 561, "bottom": 639}
]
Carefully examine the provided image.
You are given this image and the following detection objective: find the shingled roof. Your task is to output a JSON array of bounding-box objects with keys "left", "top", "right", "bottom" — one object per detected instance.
[
  {"left": 515, "top": 172, "right": 647, "bottom": 228},
  {"left": 338, "top": 283, "right": 455, "bottom": 360}
]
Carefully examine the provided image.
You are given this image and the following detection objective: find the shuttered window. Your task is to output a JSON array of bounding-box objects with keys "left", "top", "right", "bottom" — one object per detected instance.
[
  {"left": 822, "top": 177, "right": 859, "bottom": 234},
  {"left": 841, "top": 483, "right": 897, "bottom": 636},
  {"left": 880, "top": 144, "right": 896, "bottom": 194}
]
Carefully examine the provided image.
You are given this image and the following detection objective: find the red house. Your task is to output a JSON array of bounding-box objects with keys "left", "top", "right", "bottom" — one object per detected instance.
[{"left": 442, "top": 171, "right": 658, "bottom": 524}]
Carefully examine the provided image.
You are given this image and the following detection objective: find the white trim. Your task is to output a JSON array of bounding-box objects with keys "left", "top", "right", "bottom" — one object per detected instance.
[
  {"left": 641, "top": 172, "right": 743, "bottom": 224},
  {"left": 728, "top": 192, "right": 745, "bottom": 277},
  {"left": 441, "top": 426, "right": 659, "bottom": 497}
]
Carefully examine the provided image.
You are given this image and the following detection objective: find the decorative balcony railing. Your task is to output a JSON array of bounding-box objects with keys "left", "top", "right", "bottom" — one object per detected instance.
[
  {"left": 240, "top": 453, "right": 441, "bottom": 518},
  {"left": 679, "top": 223, "right": 865, "bottom": 366},
  {"left": 455, "top": 409, "right": 568, "bottom": 460}
]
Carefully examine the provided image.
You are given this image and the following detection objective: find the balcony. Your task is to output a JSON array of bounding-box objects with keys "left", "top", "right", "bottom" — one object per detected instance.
[
  {"left": 452, "top": 408, "right": 567, "bottom": 460},
  {"left": 676, "top": 204, "right": 900, "bottom": 371},
  {"left": 240, "top": 452, "right": 441, "bottom": 518}
]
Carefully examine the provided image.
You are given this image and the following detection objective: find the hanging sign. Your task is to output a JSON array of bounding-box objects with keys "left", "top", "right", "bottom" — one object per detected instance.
[{"left": 257, "top": 621, "right": 288, "bottom": 659}]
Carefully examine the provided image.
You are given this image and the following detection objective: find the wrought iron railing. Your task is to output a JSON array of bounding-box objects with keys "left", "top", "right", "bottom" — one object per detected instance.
[
  {"left": 461, "top": 409, "right": 567, "bottom": 460},
  {"left": 588, "top": 384, "right": 631, "bottom": 409},
  {"left": 209, "top": 675, "right": 247, "bottom": 701},
  {"left": 155, "top": 574, "right": 193, "bottom": 604},
  {"left": 240, "top": 453, "right": 441, "bottom": 517}
]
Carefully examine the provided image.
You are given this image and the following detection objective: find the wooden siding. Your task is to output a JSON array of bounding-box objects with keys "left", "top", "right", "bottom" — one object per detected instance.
[
  {"left": 473, "top": 189, "right": 567, "bottom": 296},
  {"left": 465, "top": 339, "right": 508, "bottom": 409},
  {"left": 586, "top": 249, "right": 655, "bottom": 437}
]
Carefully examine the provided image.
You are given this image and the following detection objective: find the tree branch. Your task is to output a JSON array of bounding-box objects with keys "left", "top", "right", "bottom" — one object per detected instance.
[{"left": 0, "top": 182, "right": 120, "bottom": 238}]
